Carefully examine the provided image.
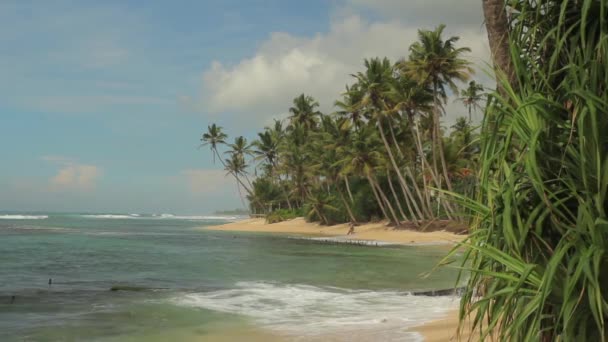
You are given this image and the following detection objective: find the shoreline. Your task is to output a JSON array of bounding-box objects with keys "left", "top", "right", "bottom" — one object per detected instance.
[
  {"left": 414, "top": 310, "right": 464, "bottom": 342},
  {"left": 203, "top": 217, "right": 468, "bottom": 341},
  {"left": 202, "top": 217, "right": 466, "bottom": 246}
]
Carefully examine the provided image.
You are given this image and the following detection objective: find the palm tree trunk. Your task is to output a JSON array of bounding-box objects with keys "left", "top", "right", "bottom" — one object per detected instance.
[
  {"left": 271, "top": 161, "right": 292, "bottom": 210},
  {"left": 386, "top": 170, "right": 409, "bottom": 222},
  {"left": 377, "top": 120, "right": 425, "bottom": 221},
  {"left": 482, "top": 0, "right": 516, "bottom": 93},
  {"left": 337, "top": 189, "right": 358, "bottom": 225},
  {"left": 236, "top": 181, "right": 247, "bottom": 208},
  {"left": 366, "top": 174, "right": 390, "bottom": 223},
  {"left": 409, "top": 117, "right": 436, "bottom": 213},
  {"left": 344, "top": 176, "right": 354, "bottom": 203},
  {"left": 405, "top": 166, "right": 432, "bottom": 219},
  {"left": 433, "top": 82, "right": 454, "bottom": 192},
  {"left": 411, "top": 117, "right": 455, "bottom": 218},
  {"left": 387, "top": 120, "right": 405, "bottom": 159},
  {"left": 369, "top": 175, "right": 401, "bottom": 227}
]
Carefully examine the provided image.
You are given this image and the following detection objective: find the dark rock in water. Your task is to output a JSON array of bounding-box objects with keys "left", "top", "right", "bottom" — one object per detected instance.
[
  {"left": 413, "top": 287, "right": 465, "bottom": 297},
  {"left": 110, "top": 285, "right": 151, "bottom": 292}
]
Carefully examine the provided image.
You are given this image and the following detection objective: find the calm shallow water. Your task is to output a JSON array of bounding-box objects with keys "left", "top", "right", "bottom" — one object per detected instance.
[{"left": 0, "top": 213, "right": 459, "bottom": 341}]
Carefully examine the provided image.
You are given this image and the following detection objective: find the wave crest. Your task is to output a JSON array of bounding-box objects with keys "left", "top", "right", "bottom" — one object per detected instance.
[
  {"left": 0, "top": 215, "right": 48, "bottom": 220},
  {"left": 171, "top": 281, "right": 456, "bottom": 340}
]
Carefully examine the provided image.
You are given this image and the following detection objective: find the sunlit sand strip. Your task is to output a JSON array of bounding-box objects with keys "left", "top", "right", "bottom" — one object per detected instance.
[{"left": 202, "top": 218, "right": 466, "bottom": 246}]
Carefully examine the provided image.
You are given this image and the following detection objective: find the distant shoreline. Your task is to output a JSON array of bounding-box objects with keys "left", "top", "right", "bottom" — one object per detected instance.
[{"left": 202, "top": 217, "right": 466, "bottom": 246}]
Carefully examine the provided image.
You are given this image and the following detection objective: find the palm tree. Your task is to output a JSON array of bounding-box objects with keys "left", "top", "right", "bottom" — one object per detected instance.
[
  {"left": 336, "top": 126, "right": 401, "bottom": 226},
  {"left": 253, "top": 130, "right": 293, "bottom": 210},
  {"left": 482, "top": 0, "right": 515, "bottom": 92},
  {"left": 456, "top": 80, "right": 485, "bottom": 122},
  {"left": 225, "top": 136, "right": 254, "bottom": 189},
  {"left": 288, "top": 94, "right": 321, "bottom": 131},
  {"left": 306, "top": 190, "right": 338, "bottom": 225},
  {"left": 402, "top": 24, "right": 474, "bottom": 192},
  {"left": 316, "top": 116, "right": 359, "bottom": 224},
  {"left": 352, "top": 58, "right": 423, "bottom": 225},
  {"left": 386, "top": 76, "right": 438, "bottom": 218},
  {"left": 225, "top": 136, "right": 252, "bottom": 159},
  {"left": 200, "top": 123, "right": 227, "bottom": 165},
  {"left": 223, "top": 152, "right": 255, "bottom": 205},
  {"left": 334, "top": 83, "right": 366, "bottom": 131}
]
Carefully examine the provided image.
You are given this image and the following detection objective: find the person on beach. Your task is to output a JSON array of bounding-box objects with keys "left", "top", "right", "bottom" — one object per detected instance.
[{"left": 347, "top": 222, "right": 355, "bottom": 235}]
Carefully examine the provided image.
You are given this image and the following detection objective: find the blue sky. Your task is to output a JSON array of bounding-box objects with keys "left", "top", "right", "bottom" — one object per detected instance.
[{"left": 0, "top": 0, "right": 489, "bottom": 214}]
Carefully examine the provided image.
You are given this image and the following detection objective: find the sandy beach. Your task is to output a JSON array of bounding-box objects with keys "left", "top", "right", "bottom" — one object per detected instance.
[
  {"left": 415, "top": 310, "right": 464, "bottom": 341},
  {"left": 203, "top": 217, "right": 466, "bottom": 245}
]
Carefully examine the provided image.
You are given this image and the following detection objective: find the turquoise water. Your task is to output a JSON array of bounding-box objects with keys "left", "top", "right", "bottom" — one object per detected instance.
[{"left": 0, "top": 213, "right": 459, "bottom": 341}]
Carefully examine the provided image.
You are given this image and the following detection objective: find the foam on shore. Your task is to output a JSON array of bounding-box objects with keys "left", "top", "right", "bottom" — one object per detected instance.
[{"left": 171, "top": 281, "right": 458, "bottom": 341}]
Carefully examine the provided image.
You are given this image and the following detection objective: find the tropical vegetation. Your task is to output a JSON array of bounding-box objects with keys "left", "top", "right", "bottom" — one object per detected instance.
[
  {"left": 201, "top": 24, "right": 481, "bottom": 228},
  {"left": 201, "top": 0, "right": 608, "bottom": 340},
  {"left": 449, "top": 0, "right": 608, "bottom": 340}
]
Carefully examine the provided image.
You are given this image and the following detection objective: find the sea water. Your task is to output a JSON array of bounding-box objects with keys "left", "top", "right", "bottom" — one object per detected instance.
[{"left": 0, "top": 213, "right": 459, "bottom": 341}]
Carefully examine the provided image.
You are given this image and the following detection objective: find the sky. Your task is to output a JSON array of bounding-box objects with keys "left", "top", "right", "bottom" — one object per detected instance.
[{"left": 0, "top": 0, "right": 490, "bottom": 214}]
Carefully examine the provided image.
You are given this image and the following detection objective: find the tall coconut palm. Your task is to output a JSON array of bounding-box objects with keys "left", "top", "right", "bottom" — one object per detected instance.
[
  {"left": 334, "top": 83, "right": 366, "bottom": 131},
  {"left": 252, "top": 130, "right": 292, "bottom": 210},
  {"left": 225, "top": 136, "right": 252, "bottom": 159},
  {"left": 352, "top": 58, "right": 423, "bottom": 224},
  {"left": 200, "top": 123, "right": 228, "bottom": 165},
  {"left": 288, "top": 94, "right": 321, "bottom": 131},
  {"left": 386, "top": 76, "right": 438, "bottom": 217},
  {"left": 223, "top": 152, "right": 255, "bottom": 206},
  {"left": 317, "top": 116, "right": 359, "bottom": 224},
  {"left": 225, "top": 136, "right": 254, "bottom": 188},
  {"left": 336, "top": 126, "right": 401, "bottom": 226},
  {"left": 402, "top": 24, "right": 473, "bottom": 192},
  {"left": 456, "top": 80, "right": 485, "bottom": 122}
]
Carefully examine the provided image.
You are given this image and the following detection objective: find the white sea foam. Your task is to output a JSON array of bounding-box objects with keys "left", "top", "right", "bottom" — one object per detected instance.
[
  {"left": 81, "top": 214, "right": 137, "bottom": 219},
  {"left": 157, "top": 214, "right": 239, "bottom": 221},
  {"left": 171, "top": 281, "right": 456, "bottom": 341},
  {"left": 80, "top": 213, "right": 239, "bottom": 221},
  {"left": 0, "top": 215, "right": 48, "bottom": 220}
]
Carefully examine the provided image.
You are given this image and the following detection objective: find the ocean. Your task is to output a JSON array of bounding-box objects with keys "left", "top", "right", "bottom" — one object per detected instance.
[{"left": 0, "top": 213, "right": 459, "bottom": 341}]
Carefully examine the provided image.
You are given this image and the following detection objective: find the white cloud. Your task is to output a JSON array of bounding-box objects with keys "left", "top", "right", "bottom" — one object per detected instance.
[
  {"left": 42, "top": 156, "right": 101, "bottom": 191},
  {"left": 200, "top": 12, "right": 491, "bottom": 126}
]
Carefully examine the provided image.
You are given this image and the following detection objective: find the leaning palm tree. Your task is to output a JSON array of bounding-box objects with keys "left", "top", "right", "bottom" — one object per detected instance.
[
  {"left": 225, "top": 136, "right": 254, "bottom": 188},
  {"left": 306, "top": 190, "right": 338, "bottom": 225},
  {"left": 200, "top": 123, "right": 228, "bottom": 165},
  {"left": 385, "top": 75, "right": 441, "bottom": 218},
  {"left": 353, "top": 58, "right": 423, "bottom": 225},
  {"left": 252, "top": 130, "right": 292, "bottom": 210},
  {"left": 402, "top": 24, "right": 474, "bottom": 192},
  {"left": 336, "top": 126, "right": 401, "bottom": 226}
]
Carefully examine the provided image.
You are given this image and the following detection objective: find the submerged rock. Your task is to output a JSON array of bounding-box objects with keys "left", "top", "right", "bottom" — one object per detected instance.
[{"left": 110, "top": 285, "right": 151, "bottom": 292}]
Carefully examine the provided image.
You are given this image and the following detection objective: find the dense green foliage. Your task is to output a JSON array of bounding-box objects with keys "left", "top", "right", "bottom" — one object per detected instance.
[
  {"left": 447, "top": 0, "right": 608, "bottom": 340},
  {"left": 201, "top": 25, "right": 484, "bottom": 226}
]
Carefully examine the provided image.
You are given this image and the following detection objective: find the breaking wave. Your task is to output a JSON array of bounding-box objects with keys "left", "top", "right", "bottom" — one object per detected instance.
[
  {"left": 171, "top": 281, "right": 456, "bottom": 341},
  {"left": 0, "top": 215, "right": 48, "bottom": 220}
]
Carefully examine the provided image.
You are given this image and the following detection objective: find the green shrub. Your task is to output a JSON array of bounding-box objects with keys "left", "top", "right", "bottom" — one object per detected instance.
[{"left": 265, "top": 208, "right": 302, "bottom": 224}]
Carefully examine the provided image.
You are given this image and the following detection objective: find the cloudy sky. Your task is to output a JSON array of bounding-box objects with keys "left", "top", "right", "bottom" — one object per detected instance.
[{"left": 0, "top": 0, "right": 490, "bottom": 214}]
